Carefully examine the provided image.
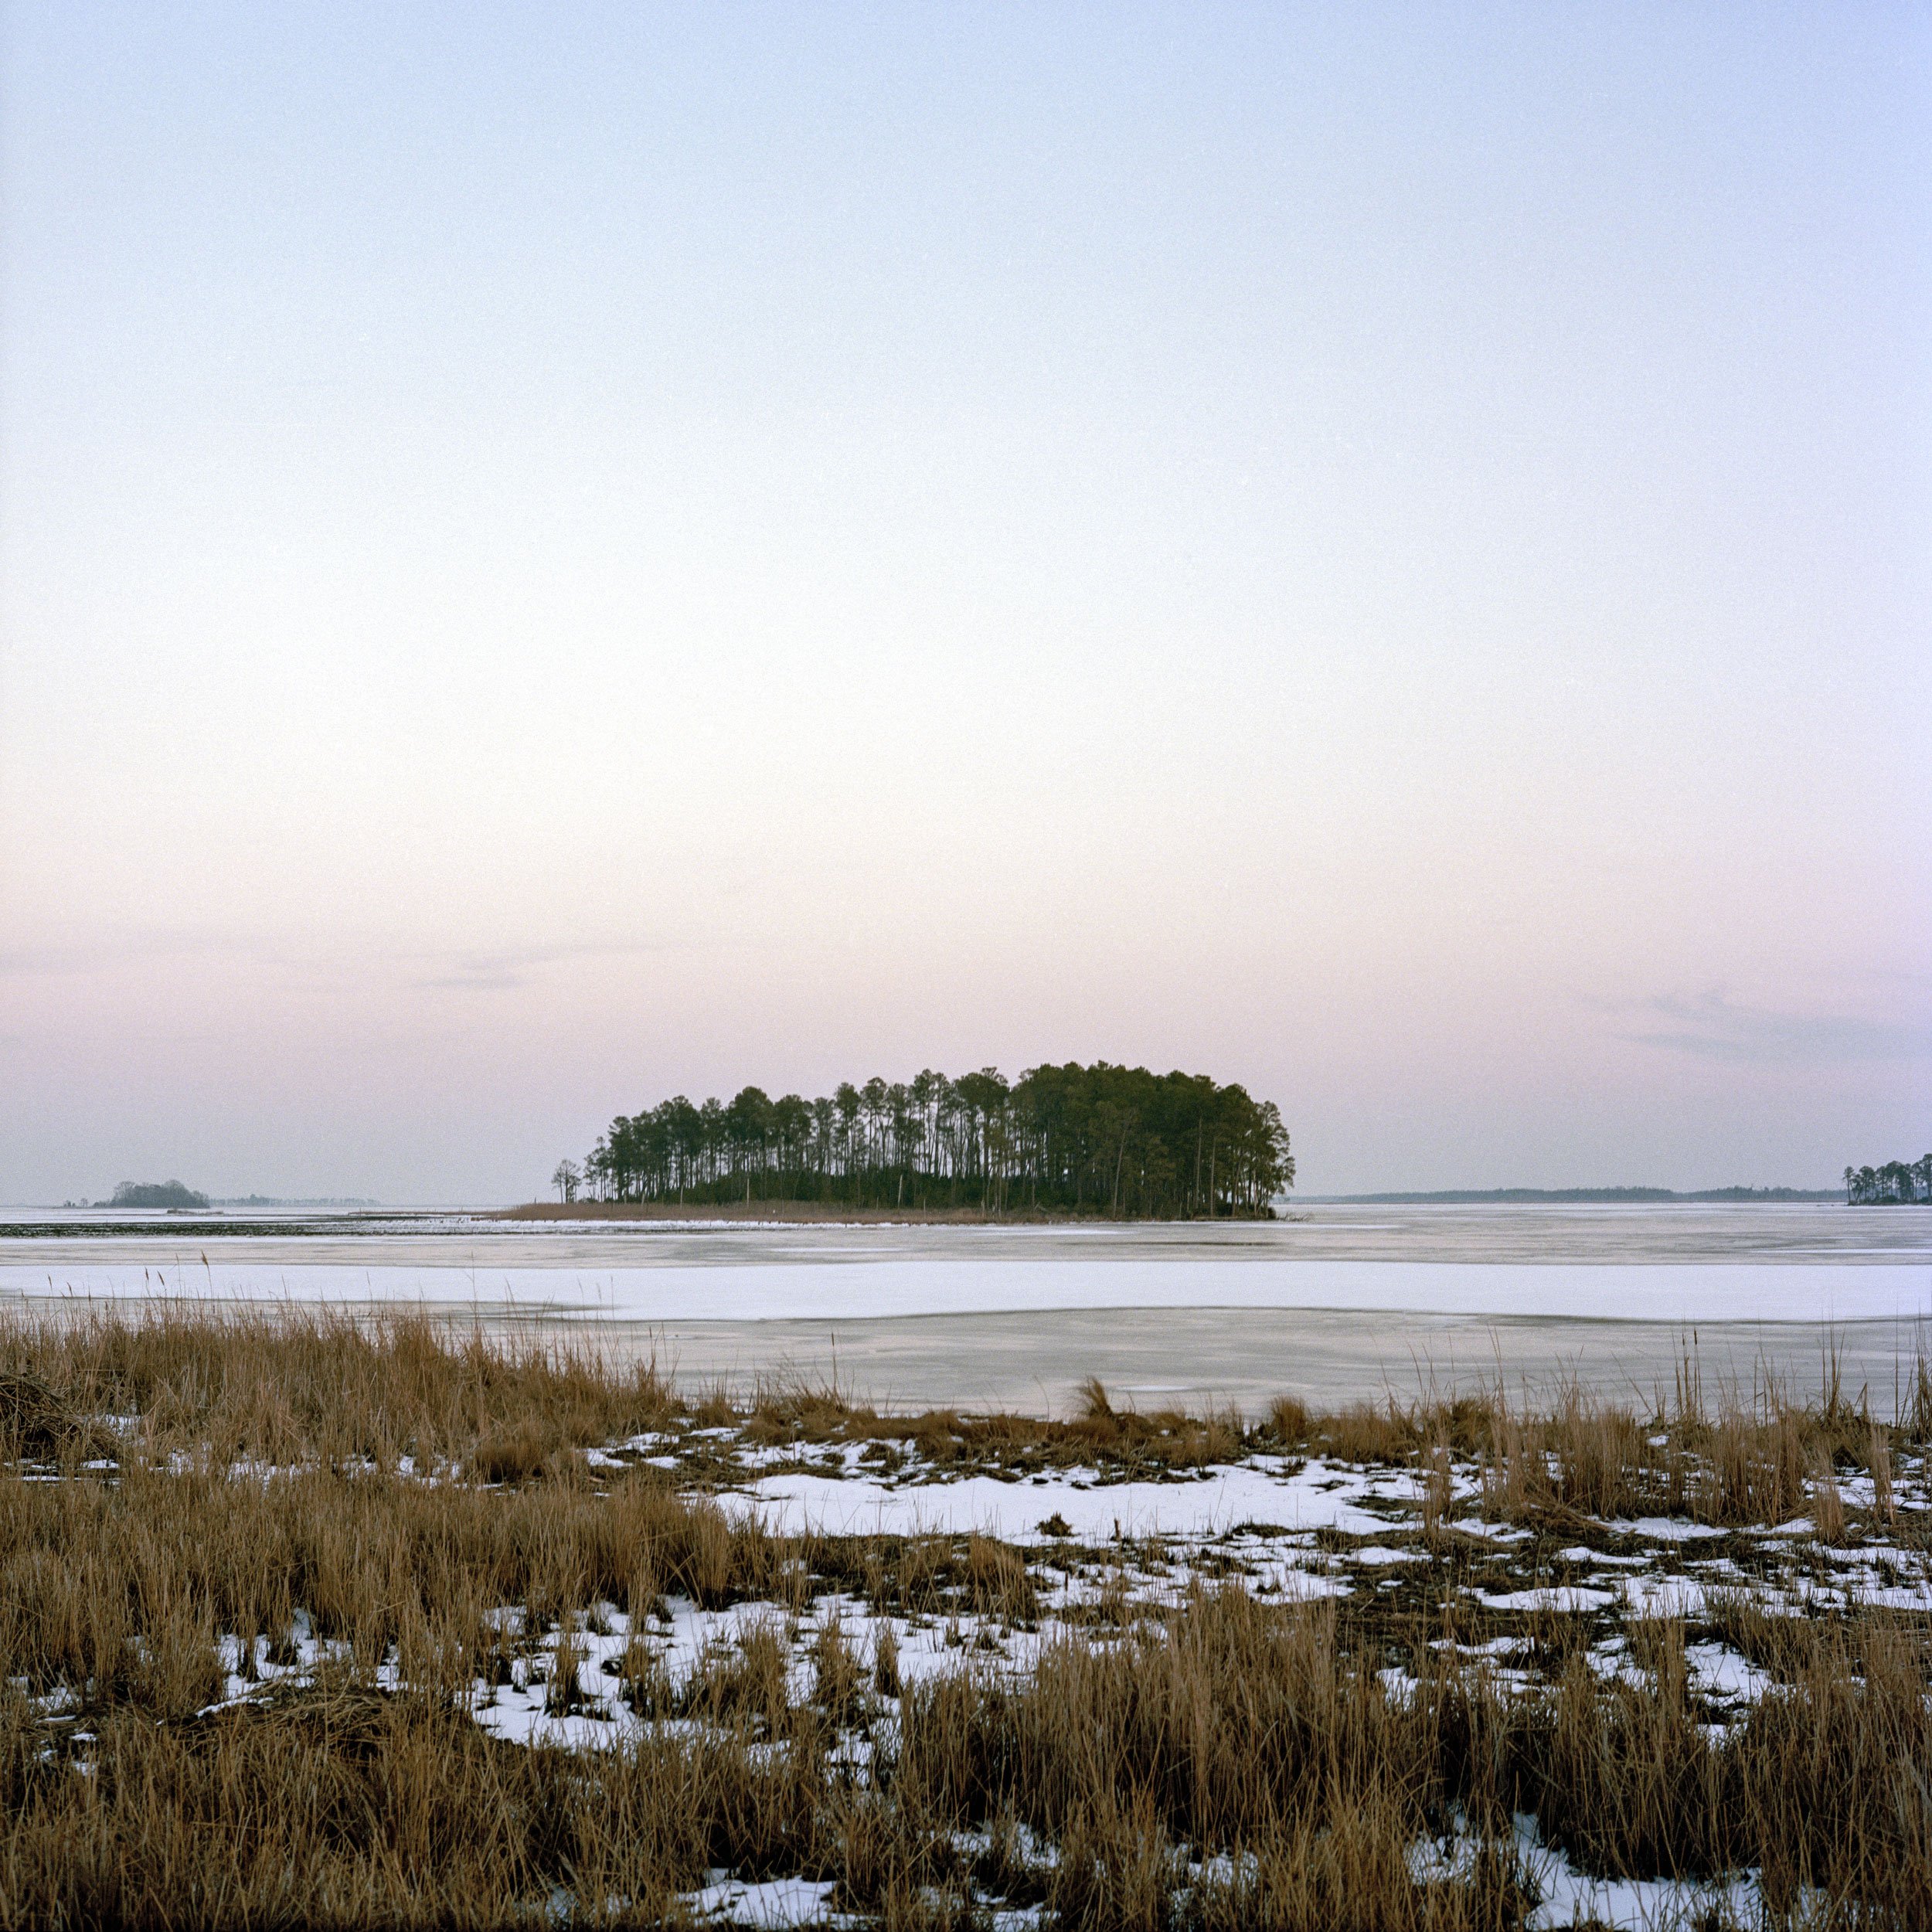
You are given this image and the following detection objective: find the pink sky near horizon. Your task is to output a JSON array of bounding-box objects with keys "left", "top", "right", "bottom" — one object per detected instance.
[{"left": 2, "top": 3, "right": 1927, "bottom": 1202}]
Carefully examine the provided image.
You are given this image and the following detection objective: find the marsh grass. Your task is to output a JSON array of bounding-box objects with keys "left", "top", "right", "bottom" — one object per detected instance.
[{"left": 0, "top": 1308, "right": 1923, "bottom": 1926}]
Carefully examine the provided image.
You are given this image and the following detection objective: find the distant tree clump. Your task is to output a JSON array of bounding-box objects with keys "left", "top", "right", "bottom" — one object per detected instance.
[
  {"left": 1843, "top": 1158, "right": 1932, "bottom": 1206},
  {"left": 108, "top": 1180, "right": 210, "bottom": 1210},
  {"left": 576, "top": 1063, "right": 1292, "bottom": 1219}
]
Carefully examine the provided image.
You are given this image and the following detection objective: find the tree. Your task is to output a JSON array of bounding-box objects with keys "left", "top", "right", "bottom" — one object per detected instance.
[
  {"left": 562, "top": 1063, "right": 1296, "bottom": 1219},
  {"left": 725, "top": 1087, "right": 774, "bottom": 1201},
  {"left": 834, "top": 1084, "right": 862, "bottom": 1182},
  {"left": 110, "top": 1179, "right": 209, "bottom": 1210},
  {"left": 551, "top": 1159, "right": 581, "bottom": 1205},
  {"left": 1845, "top": 1158, "right": 1930, "bottom": 1206}
]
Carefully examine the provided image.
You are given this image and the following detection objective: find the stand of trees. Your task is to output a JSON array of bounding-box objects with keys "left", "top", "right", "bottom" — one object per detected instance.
[
  {"left": 108, "top": 1180, "right": 209, "bottom": 1210},
  {"left": 576, "top": 1063, "right": 1293, "bottom": 1219},
  {"left": 1844, "top": 1158, "right": 1932, "bottom": 1206}
]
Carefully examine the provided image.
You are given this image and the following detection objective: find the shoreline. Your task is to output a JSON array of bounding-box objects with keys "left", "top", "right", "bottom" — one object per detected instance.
[{"left": 498, "top": 1199, "right": 1284, "bottom": 1226}]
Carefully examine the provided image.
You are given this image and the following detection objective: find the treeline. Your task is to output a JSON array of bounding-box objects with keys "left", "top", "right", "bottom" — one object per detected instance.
[
  {"left": 1844, "top": 1158, "right": 1932, "bottom": 1206},
  {"left": 570, "top": 1063, "right": 1293, "bottom": 1218}
]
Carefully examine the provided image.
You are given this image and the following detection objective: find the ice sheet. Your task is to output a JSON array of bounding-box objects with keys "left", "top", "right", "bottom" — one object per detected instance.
[{"left": 5, "top": 1257, "right": 1927, "bottom": 1325}]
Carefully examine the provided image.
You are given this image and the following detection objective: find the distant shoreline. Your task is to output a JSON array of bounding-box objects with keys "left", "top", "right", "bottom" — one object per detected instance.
[
  {"left": 1302, "top": 1187, "right": 1844, "bottom": 1204},
  {"left": 500, "top": 1188, "right": 1859, "bottom": 1221}
]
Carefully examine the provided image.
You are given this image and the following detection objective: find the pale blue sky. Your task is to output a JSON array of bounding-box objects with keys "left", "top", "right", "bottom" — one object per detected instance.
[{"left": 2, "top": 3, "right": 1927, "bottom": 1199}]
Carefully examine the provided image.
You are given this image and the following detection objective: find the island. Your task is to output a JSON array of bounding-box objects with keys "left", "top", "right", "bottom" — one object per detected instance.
[{"left": 543, "top": 1062, "right": 1292, "bottom": 1219}]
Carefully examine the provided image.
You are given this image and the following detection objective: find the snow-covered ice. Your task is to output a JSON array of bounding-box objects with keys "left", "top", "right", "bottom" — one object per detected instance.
[{"left": 7, "top": 1256, "right": 1927, "bottom": 1325}]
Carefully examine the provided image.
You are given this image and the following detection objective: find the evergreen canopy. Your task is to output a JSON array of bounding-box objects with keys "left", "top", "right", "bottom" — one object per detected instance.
[
  {"left": 108, "top": 1180, "right": 209, "bottom": 1210},
  {"left": 580, "top": 1063, "right": 1292, "bottom": 1218},
  {"left": 1843, "top": 1157, "right": 1932, "bottom": 1206}
]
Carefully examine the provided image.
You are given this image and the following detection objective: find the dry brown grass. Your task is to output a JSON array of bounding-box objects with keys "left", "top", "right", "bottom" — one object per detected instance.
[
  {"left": 0, "top": 1301, "right": 676, "bottom": 1475},
  {"left": 896, "top": 1588, "right": 1931, "bottom": 1927},
  {"left": 1872, "top": 1421, "right": 1898, "bottom": 1526},
  {"left": 0, "top": 1308, "right": 1922, "bottom": 1927},
  {"left": 1400, "top": 1364, "right": 1925, "bottom": 1539}
]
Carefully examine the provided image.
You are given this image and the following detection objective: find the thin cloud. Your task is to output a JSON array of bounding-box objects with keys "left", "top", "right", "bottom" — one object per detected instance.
[
  {"left": 410, "top": 939, "right": 678, "bottom": 993},
  {"left": 2, "top": 933, "right": 678, "bottom": 992},
  {"left": 1620, "top": 992, "right": 1932, "bottom": 1064},
  {"left": 0, "top": 933, "right": 264, "bottom": 977}
]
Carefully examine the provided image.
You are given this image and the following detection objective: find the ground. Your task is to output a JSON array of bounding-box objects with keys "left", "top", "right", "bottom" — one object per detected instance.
[{"left": 1, "top": 1311, "right": 1925, "bottom": 1927}]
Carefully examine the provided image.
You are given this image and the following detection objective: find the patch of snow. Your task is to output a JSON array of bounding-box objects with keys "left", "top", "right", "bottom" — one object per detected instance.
[
  {"left": 1415, "top": 1813, "right": 1766, "bottom": 1931},
  {"left": 1683, "top": 1641, "right": 1774, "bottom": 1706},
  {"left": 731, "top": 1457, "right": 1394, "bottom": 1541},
  {"left": 1617, "top": 1576, "right": 1714, "bottom": 1620},
  {"left": 1474, "top": 1586, "right": 1617, "bottom": 1614},
  {"left": 1521, "top": 1816, "right": 1760, "bottom": 1932},
  {"left": 681, "top": 1874, "right": 842, "bottom": 1927},
  {"left": 1447, "top": 1517, "right": 1533, "bottom": 1543},
  {"left": 1616, "top": 1518, "right": 1727, "bottom": 1543}
]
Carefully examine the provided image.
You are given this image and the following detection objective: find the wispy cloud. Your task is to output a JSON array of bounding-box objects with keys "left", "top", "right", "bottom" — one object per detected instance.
[
  {"left": 0, "top": 932, "right": 264, "bottom": 978},
  {"left": 1619, "top": 992, "right": 1932, "bottom": 1064},
  {"left": 2, "top": 931, "right": 677, "bottom": 994},
  {"left": 410, "top": 940, "right": 677, "bottom": 993},
  {"left": 0, "top": 945, "right": 94, "bottom": 977}
]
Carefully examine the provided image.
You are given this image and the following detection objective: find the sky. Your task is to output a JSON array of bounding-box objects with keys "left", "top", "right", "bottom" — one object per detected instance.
[{"left": 2, "top": 2, "right": 1928, "bottom": 1203}]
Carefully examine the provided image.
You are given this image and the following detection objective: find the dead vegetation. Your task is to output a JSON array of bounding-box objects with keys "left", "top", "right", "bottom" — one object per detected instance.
[
  {"left": 7, "top": 1301, "right": 1923, "bottom": 1510},
  {"left": 0, "top": 1366, "right": 90, "bottom": 1461},
  {"left": 0, "top": 1307, "right": 1923, "bottom": 1927}
]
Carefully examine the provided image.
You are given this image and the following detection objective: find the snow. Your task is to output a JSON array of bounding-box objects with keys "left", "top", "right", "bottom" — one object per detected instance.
[
  {"left": 1615, "top": 1517, "right": 1728, "bottom": 1543},
  {"left": 7, "top": 1256, "right": 1928, "bottom": 1326},
  {"left": 680, "top": 1875, "right": 842, "bottom": 1927},
  {"left": 1857, "top": 1580, "right": 1932, "bottom": 1610},
  {"left": 1683, "top": 1641, "right": 1774, "bottom": 1706},
  {"left": 730, "top": 1455, "right": 1396, "bottom": 1541},
  {"left": 1474, "top": 1586, "right": 1617, "bottom": 1614},
  {"left": 1524, "top": 1852, "right": 1761, "bottom": 1932},
  {"left": 1616, "top": 1576, "right": 1716, "bottom": 1620},
  {"left": 1447, "top": 1516, "right": 1534, "bottom": 1543},
  {"left": 1417, "top": 1813, "right": 1767, "bottom": 1930}
]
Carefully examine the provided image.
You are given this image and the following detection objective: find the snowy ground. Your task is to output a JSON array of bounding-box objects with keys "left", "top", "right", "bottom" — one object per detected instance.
[
  {"left": 10, "top": 1203, "right": 1930, "bottom": 1929},
  {"left": 47, "top": 1412, "right": 1914, "bottom": 1930}
]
